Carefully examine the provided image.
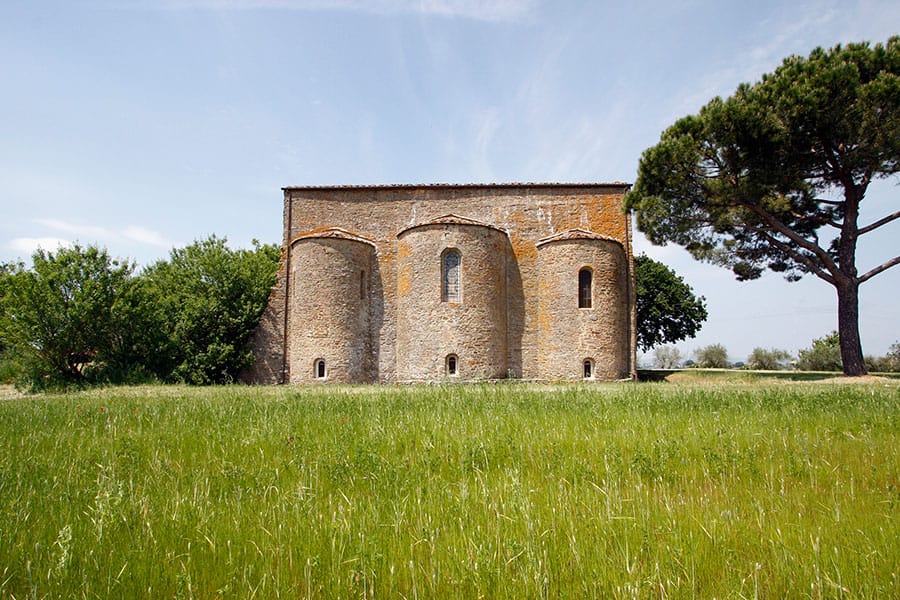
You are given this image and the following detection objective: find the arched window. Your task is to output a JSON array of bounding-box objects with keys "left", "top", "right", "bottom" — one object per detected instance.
[
  {"left": 442, "top": 250, "right": 461, "bottom": 303},
  {"left": 578, "top": 268, "right": 592, "bottom": 308},
  {"left": 314, "top": 359, "right": 326, "bottom": 379},
  {"left": 446, "top": 354, "right": 459, "bottom": 376},
  {"left": 583, "top": 358, "right": 594, "bottom": 380}
]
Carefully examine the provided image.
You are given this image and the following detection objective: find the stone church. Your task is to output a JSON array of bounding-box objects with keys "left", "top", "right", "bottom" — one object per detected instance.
[{"left": 245, "top": 183, "right": 637, "bottom": 384}]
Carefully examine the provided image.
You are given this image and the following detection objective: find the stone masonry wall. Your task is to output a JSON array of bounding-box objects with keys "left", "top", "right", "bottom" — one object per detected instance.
[
  {"left": 396, "top": 222, "right": 509, "bottom": 381},
  {"left": 536, "top": 237, "right": 631, "bottom": 380},
  {"left": 244, "top": 183, "right": 634, "bottom": 383},
  {"left": 286, "top": 235, "right": 376, "bottom": 384}
]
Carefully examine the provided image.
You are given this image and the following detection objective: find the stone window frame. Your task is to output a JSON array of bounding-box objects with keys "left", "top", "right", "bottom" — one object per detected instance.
[
  {"left": 446, "top": 354, "right": 459, "bottom": 376},
  {"left": 578, "top": 267, "right": 593, "bottom": 309},
  {"left": 441, "top": 248, "right": 462, "bottom": 303},
  {"left": 583, "top": 358, "right": 595, "bottom": 380},
  {"left": 314, "top": 358, "right": 327, "bottom": 380}
]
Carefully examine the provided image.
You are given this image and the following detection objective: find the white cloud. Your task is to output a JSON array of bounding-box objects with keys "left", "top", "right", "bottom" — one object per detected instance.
[
  {"left": 30, "top": 218, "right": 175, "bottom": 251},
  {"left": 34, "top": 218, "right": 113, "bottom": 240},
  {"left": 139, "top": 0, "right": 537, "bottom": 21},
  {"left": 122, "top": 226, "right": 177, "bottom": 249},
  {"left": 8, "top": 237, "right": 71, "bottom": 256}
]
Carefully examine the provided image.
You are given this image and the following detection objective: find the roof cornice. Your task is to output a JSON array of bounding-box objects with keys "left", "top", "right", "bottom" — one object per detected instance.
[{"left": 283, "top": 182, "right": 631, "bottom": 192}]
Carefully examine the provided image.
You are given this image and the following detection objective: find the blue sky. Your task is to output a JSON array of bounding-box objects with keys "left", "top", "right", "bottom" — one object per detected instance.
[{"left": 1, "top": 0, "right": 898, "bottom": 362}]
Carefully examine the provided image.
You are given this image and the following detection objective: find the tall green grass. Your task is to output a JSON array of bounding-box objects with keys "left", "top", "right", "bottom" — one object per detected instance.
[{"left": 1, "top": 381, "right": 897, "bottom": 598}]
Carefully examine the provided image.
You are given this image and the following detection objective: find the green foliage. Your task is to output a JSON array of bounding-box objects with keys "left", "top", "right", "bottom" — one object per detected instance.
[
  {"left": 0, "top": 238, "right": 280, "bottom": 389},
  {"left": 694, "top": 343, "right": 729, "bottom": 368},
  {"left": 0, "top": 354, "right": 15, "bottom": 384},
  {"left": 797, "top": 331, "right": 843, "bottom": 371},
  {"left": 1, "top": 383, "right": 897, "bottom": 597},
  {"left": 141, "top": 236, "right": 279, "bottom": 384},
  {"left": 624, "top": 37, "right": 900, "bottom": 375},
  {"left": 747, "top": 347, "right": 793, "bottom": 370},
  {"left": 634, "top": 255, "right": 708, "bottom": 351},
  {"left": 625, "top": 37, "right": 900, "bottom": 281},
  {"left": 0, "top": 245, "right": 141, "bottom": 390},
  {"left": 0, "top": 261, "right": 21, "bottom": 355},
  {"left": 864, "top": 342, "right": 900, "bottom": 372}
]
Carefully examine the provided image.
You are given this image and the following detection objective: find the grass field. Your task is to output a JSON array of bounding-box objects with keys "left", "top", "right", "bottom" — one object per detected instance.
[{"left": 1, "top": 377, "right": 898, "bottom": 598}]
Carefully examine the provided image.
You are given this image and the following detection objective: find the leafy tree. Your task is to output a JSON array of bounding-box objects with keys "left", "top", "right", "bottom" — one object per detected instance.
[
  {"left": 695, "top": 344, "right": 729, "bottom": 368},
  {"left": 797, "top": 331, "right": 842, "bottom": 371},
  {"left": 0, "top": 262, "right": 22, "bottom": 383},
  {"left": 141, "top": 236, "right": 279, "bottom": 384},
  {"left": 624, "top": 37, "right": 900, "bottom": 376},
  {"left": 0, "top": 245, "right": 138, "bottom": 389},
  {"left": 652, "top": 345, "right": 683, "bottom": 369},
  {"left": 635, "top": 255, "right": 708, "bottom": 351},
  {"left": 0, "top": 262, "right": 17, "bottom": 353},
  {"left": 747, "top": 347, "right": 793, "bottom": 370}
]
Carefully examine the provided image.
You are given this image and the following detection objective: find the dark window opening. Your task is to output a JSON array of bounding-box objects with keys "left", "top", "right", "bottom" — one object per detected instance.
[
  {"left": 442, "top": 250, "right": 461, "bottom": 303},
  {"left": 578, "top": 268, "right": 592, "bottom": 308},
  {"left": 360, "top": 270, "right": 366, "bottom": 300},
  {"left": 315, "top": 359, "right": 326, "bottom": 379},
  {"left": 583, "top": 359, "right": 593, "bottom": 379},
  {"left": 447, "top": 354, "right": 458, "bottom": 376}
]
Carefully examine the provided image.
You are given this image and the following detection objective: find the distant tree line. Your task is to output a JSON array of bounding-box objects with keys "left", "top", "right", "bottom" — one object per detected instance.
[
  {"left": 650, "top": 335, "right": 900, "bottom": 372},
  {"left": 0, "top": 237, "right": 279, "bottom": 390}
]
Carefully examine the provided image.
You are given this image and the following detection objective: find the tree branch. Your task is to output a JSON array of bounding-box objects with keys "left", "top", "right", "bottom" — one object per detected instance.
[
  {"left": 791, "top": 211, "right": 842, "bottom": 229},
  {"left": 859, "top": 255, "right": 900, "bottom": 284},
  {"left": 738, "top": 201, "right": 843, "bottom": 280},
  {"left": 812, "top": 198, "right": 844, "bottom": 207},
  {"left": 746, "top": 225, "right": 837, "bottom": 285},
  {"left": 858, "top": 210, "right": 900, "bottom": 236}
]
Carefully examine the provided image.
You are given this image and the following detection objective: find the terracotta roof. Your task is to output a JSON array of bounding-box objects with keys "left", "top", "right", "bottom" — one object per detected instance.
[
  {"left": 290, "top": 227, "right": 376, "bottom": 247},
  {"left": 283, "top": 182, "right": 631, "bottom": 191},
  {"left": 536, "top": 228, "right": 623, "bottom": 247}
]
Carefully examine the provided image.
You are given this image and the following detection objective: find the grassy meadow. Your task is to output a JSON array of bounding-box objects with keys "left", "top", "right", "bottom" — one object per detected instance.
[{"left": 1, "top": 378, "right": 898, "bottom": 598}]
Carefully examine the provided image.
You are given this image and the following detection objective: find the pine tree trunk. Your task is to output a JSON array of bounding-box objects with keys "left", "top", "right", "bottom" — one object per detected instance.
[{"left": 836, "top": 280, "right": 867, "bottom": 376}]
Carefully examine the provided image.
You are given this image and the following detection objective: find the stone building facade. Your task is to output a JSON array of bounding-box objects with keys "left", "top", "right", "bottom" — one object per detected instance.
[{"left": 245, "top": 183, "right": 636, "bottom": 384}]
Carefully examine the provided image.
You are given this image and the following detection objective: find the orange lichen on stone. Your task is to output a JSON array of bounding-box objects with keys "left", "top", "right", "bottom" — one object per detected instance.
[{"left": 397, "top": 265, "right": 412, "bottom": 297}]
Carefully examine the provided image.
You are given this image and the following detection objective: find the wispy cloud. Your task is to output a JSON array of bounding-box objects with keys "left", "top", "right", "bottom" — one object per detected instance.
[
  {"left": 135, "top": 0, "right": 537, "bottom": 21},
  {"left": 34, "top": 218, "right": 111, "bottom": 240},
  {"left": 29, "top": 218, "right": 177, "bottom": 251},
  {"left": 665, "top": 7, "right": 839, "bottom": 121},
  {"left": 8, "top": 237, "right": 71, "bottom": 256},
  {"left": 122, "top": 226, "right": 176, "bottom": 248}
]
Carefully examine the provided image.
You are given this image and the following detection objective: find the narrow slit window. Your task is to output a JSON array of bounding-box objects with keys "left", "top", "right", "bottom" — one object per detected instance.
[
  {"left": 446, "top": 354, "right": 458, "bottom": 376},
  {"left": 314, "top": 359, "right": 326, "bottom": 379},
  {"left": 578, "top": 268, "right": 592, "bottom": 308},
  {"left": 360, "top": 270, "right": 366, "bottom": 300},
  {"left": 442, "top": 250, "right": 461, "bottom": 303},
  {"left": 583, "top": 359, "right": 594, "bottom": 379}
]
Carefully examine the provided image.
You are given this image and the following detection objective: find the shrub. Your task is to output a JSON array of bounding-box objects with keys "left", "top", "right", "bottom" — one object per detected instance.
[
  {"left": 747, "top": 347, "right": 793, "bottom": 370},
  {"left": 694, "top": 344, "right": 729, "bottom": 368},
  {"left": 797, "top": 331, "right": 842, "bottom": 371},
  {"left": 141, "top": 236, "right": 280, "bottom": 384}
]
